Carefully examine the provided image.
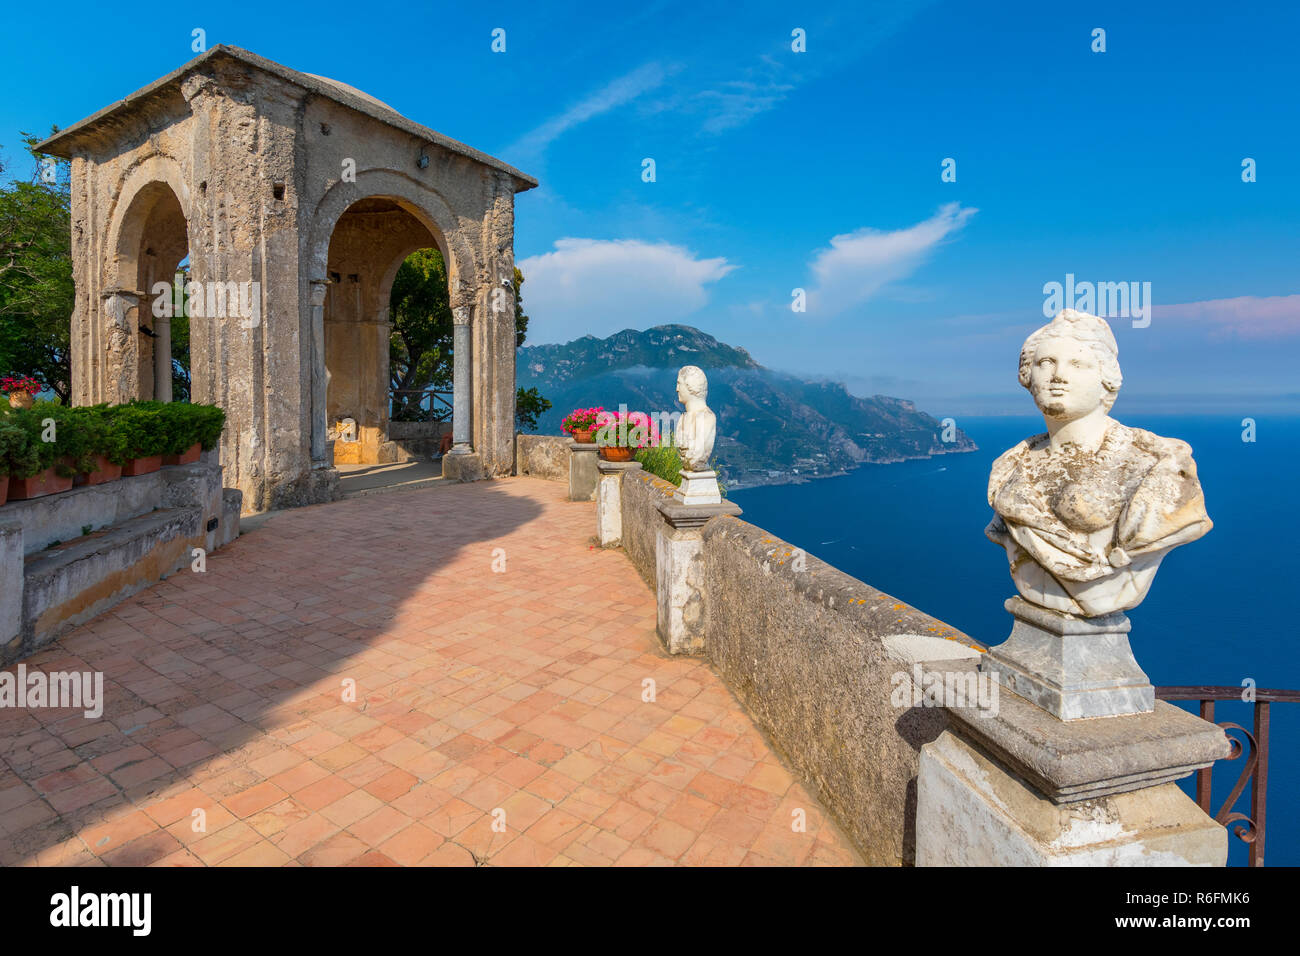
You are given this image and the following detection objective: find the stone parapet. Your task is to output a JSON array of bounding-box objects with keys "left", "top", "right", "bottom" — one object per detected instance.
[{"left": 516, "top": 434, "right": 569, "bottom": 481}]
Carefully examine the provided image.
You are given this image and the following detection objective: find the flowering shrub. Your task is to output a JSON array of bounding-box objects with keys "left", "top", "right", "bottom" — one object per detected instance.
[
  {"left": 0, "top": 401, "right": 227, "bottom": 479},
  {"left": 595, "top": 410, "right": 660, "bottom": 449},
  {"left": 1, "top": 376, "right": 42, "bottom": 396},
  {"left": 561, "top": 407, "right": 603, "bottom": 435}
]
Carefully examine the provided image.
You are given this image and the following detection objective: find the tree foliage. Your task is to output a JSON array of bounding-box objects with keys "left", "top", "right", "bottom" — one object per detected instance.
[
  {"left": 388, "top": 248, "right": 547, "bottom": 430},
  {"left": 0, "top": 132, "right": 74, "bottom": 403}
]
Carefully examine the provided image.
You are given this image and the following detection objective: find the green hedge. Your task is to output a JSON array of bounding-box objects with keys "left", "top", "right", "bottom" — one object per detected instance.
[
  {"left": 0, "top": 401, "right": 226, "bottom": 478},
  {"left": 635, "top": 440, "right": 727, "bottom": 497}
]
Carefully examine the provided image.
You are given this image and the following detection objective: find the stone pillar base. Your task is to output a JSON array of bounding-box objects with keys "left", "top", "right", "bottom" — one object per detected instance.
[
  {"left": 917, "top": 730, "right": 1227, "bottom": 866},
  {"left": 653, "top": 498, "right": 741, "bottom": 655},
  {"left": 597, "top": 460, "right": 641, "bottom": 547},
  {"left": 442, "top": 451, "right": 483, "bottom": 482},
  {"left": 983, "top": 596, "right": 1153, "bottom": 720},
  {"left": 568, "top": 441, "right": 598, "bottom": 502}
]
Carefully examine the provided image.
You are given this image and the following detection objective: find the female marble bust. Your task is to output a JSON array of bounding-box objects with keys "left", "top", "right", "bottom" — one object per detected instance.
[
  {"left": 674, "top": 365, "right": 717, "bottom": 471},
  {"left": 985, "top": 309, "right": 1212, "bottom": 617}
]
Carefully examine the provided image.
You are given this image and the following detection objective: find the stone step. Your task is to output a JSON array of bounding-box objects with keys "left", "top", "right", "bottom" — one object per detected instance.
[{"left": 16, "top": 507, "right": 202, "bottom": 661}]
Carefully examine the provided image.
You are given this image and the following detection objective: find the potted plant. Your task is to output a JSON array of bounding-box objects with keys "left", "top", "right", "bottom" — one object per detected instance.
[
  {"left": 71, "top": 405, "right": 122, "bottom": 486},
  {"left": 110, "top": 401, "right": 169, "bottom": 476},
  {"left": 160, "top": 402, "right": 200, "bottom": 464},
  {"left": 167, "top": 403, "right": 225, "bottom": 464},
  {"left": 595, "top": 409, "right": 659, "bottom": 462},
  {"left": 2, "top": 376, "right": 42, "bottom": 410},
  {"left": 3, "top": 404, "right": 73, "bottom": 499},
  {"left": 562, "top": 407, "right": 603, "bottom": 444}
]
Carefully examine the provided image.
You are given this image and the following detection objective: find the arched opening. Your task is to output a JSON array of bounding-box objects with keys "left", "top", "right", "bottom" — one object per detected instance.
[
  {"left": 113, "top": 180, "right": 190, "bottom": 402},
  {"left": 322, "top": 197, "right": 448, "bottom": 465}
]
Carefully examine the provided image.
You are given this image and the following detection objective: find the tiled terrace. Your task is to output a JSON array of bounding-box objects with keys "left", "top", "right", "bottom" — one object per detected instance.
[{"left": 0, "top": 477, "right": 860, "bottom": 866}]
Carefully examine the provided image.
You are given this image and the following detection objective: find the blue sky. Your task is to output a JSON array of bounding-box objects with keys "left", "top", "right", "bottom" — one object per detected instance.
[{"left": 2, "top": 0, "right": 1297, "bottom": 416}]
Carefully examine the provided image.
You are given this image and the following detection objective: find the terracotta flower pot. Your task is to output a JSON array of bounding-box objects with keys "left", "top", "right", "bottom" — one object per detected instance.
[
  {"left": 73, "top": 455, "right": 123, "bottom": 487},
  {"left": 7, "top": 391, "right": 34, "bottom": 409},
  {"left": 571, "top": 428, "right": 595, "bottom": 444},
  {"left": 122, "top": 455, "right": 163, "bottom": 477},
  {"left": 163, "top": 442, "right": 201, "bottom": 466},
  {"left": 8, "top": 467, "right": 74, "bottom": 500},
  {"left": 599, "top": 446, "right": 636, "bottom": 462}
]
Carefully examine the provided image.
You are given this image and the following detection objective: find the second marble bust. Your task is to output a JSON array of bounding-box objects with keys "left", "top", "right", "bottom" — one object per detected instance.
[{"left": 985, "top": 309, "right": 1212, "bottom": 617}]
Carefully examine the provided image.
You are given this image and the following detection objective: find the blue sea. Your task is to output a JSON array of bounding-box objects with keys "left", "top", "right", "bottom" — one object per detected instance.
[{"left": 729, "top": 415, "right": 1300, "bottom": 867}]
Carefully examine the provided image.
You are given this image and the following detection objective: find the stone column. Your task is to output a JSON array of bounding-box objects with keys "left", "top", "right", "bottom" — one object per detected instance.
[
  {"left": 102, "top": 290, "right": 139, "bottom": 405},
  {"left": 441, "top": 303, "right": 486, "bottom": 482},
  {"left": 596, "top": 460, "right": 641, "bottom": 547},
  {"left": 154, "top": 310, "right": 172, "bottom": 402},
  {"left": 450, "top": 307, "right": 472, "bottom": 456},
  {"left": 653, "top": 498, "right": 741, "bottom": 655},
  {"left": 309, "top": 280, "right": 330, "bottom": 466}
]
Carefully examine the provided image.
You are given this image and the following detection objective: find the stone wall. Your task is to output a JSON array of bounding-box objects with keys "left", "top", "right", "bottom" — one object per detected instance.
[
  {"left": 604, "top": 459, "right": 983, "bottom": 865},
  {"left": 1, "top": 460, "right": 241, "bottom": 664},
  {"left": 515, "top": 434, "right": 570, "bottom": 481},
  {"left": 618, "top": 468, "right": 678, "bottom": 589},
  {"left": 700, "top": 517, "right": 982, "bottom": 865}
]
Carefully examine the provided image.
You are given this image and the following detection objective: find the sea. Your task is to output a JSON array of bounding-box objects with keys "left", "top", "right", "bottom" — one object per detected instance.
[{"left": 729, "top": 414, "right": 1300, "bottom": 867}]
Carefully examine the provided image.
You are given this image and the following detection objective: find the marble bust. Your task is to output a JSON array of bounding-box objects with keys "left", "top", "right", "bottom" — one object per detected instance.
[
  {"left": 674, "top": 365, "right": 717, "bottom": 471},
  {"left": 985, "top": 309, "right": 1212, "bottom": 617}
]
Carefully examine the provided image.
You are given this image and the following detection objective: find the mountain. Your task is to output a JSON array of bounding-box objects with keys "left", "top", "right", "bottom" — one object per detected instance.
[{"left": 517, "top": 325, "right": 976, "bottom": 488}]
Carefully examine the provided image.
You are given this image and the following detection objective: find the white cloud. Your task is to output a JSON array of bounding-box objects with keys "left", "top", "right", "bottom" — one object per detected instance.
[
  {"left": 805, "top": 203, "right": 977, "bottom": 316},
  {"left": 519, "top": 238, "right": 736, "bottom": 344},
  {"left": 506, "top": 62, "right": 668, "bottom": 161},
  {"left": 1153, "top": 294, "right": 1300, "bottom": 339}
]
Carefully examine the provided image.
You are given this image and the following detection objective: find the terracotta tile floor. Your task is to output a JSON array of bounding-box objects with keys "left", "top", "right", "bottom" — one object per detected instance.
[{"left": 0, "top": 477, "right": 860, "bottom": 866}]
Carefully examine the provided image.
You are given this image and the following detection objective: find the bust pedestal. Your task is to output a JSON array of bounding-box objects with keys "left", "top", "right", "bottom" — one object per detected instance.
[
  {"left": 653, "top": 497, "right": 741, "bottom": 655},
  {"left": 983, "top": 596, "right": 1154, "bottom": 721},
  {"left": 596, "top": 459, "right": 640, "bottom": 547},
  {"left": 674, "top": 469, "right": 721, "bottom": 506},
  {"left": 915, "top": 622, "right": 1231, "bottom": 866},
  {"left": 567, "top": 440, "right": 598, "bottom": 501}
]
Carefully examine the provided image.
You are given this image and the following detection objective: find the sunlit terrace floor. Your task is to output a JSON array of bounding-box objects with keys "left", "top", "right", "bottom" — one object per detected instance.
[{"left": 0, "top": 476, "right": 860, "bottom": 866}]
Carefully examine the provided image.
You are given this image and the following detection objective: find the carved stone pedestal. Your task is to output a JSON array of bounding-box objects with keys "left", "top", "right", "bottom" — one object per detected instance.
[
  {"left": 915, "top": 658, "right": 1231, "bottom": 866},
  {"left": 983, "top": 596, "right": 1153, "bottom": 721},
  {"left": 674, "top": 469, "right": 721, "bottom": 506},
  {"left": 568, "top": 441, "right": 598, "bottom": 502},
  {"left": 653, "top": 498, "right": 741, "bottom": 655},
  {"left": 917, "top": 730, "right": 1228, "bottom": 866},
  {"left": 596, "top": 460, "right": 641, "bottom": 547}
]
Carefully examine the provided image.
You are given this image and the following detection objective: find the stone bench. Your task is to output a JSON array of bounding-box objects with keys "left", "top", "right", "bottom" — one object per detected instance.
[{"left": 1, "top": 458, "right": 242, "bottom": 665}]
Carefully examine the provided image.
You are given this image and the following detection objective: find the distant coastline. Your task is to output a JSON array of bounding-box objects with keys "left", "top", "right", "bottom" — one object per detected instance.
[{"left": 721, "top": 440, "right": 979, "bottom": 491}]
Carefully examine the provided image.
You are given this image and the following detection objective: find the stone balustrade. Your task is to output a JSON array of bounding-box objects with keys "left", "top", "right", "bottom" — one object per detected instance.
[{"left": 525, "top": 429, "right": 1233, "bottom": 867}]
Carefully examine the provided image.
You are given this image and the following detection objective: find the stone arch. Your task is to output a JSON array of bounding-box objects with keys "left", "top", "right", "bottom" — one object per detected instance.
[
  {"left": 304, "top": 168, "right": 475, "bottom": 300},
  {"left": 100, "top": 155, "right": 192, "bottom": 402},
  {"left": 103, "top": 154, "right": 191, "bottom": 291},
  {"left": 318, "top": 195, "right": 449, "bottom": 464}
]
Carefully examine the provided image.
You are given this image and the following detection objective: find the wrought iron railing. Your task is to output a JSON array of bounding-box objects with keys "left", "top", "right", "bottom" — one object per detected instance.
[
  {"left": 1154, "top": 685, "right": 1300, "bottom": 866},
  {"left": 390, "top": 387, "right": 453, "bottom": 423}
]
